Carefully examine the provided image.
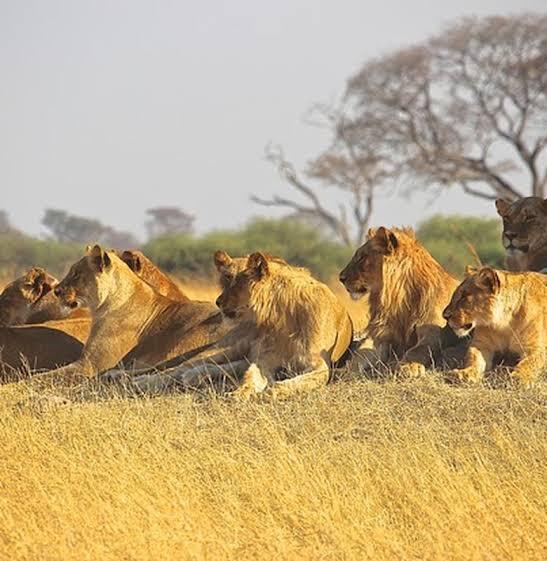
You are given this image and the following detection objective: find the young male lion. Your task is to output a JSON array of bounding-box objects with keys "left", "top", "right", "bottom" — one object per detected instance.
[
  {"left": 443, "top": 267, "right": 547, "bottom": 386},
  {"left": 339, "top": 227, "right": 461, "bottom": 376},
  {"left": 131, "top": 252, "right": 353, "bottom": 397},
  {"left": 212, "top": 252, "right": 353, "bottom": 398},
  {"left": 36, "top": 245, "right": 231, "bottom": 383},
  {"left": 0, "top": 268, "right": 57, "bottom": 326},
  {"left": 495, "top": 197, "right": 547, "bottom": 272}
]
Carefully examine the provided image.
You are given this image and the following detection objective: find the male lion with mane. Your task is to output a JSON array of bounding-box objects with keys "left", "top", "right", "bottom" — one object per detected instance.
[
  {"left": 495, "top": 197, "right": 547, "bottom": 272},
  {"left": 339, "top": 227, "right": 462, "bottom": 377},
  {"left": 134, "top": 252, "right": 353, "bottom": 398},
  {"left": 443, "top": 267, "right": 547, "bottom": 386}
]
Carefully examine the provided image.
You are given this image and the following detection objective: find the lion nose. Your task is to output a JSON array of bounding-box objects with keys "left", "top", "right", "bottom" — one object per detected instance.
[
  {"left": 442, "top": 308, "right": 451, "bottom": 321},
  {"left": 54, "top": 287, "right": 62, "bottom": 298},
  {"left": 215, "top": 296, "right": 222, "bottom": 308},
  {"left": 339, "top": 272, "right": 347, "bottom": 283},
  {"left": 505, "top": 231, "right": 517, "bottom": 240}
]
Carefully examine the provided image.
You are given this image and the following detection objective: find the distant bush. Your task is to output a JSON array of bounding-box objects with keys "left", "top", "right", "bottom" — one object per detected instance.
[
  {"left": 0, "top": 214, "right": 506, "bottom": 282},
  {"left": 417, "top": 215, "right": 504, "bottom": 276},
  {"left": 144, "top": 218, "right": 353, "bottom": 281},
  {"left": 0, "top": 232, "right": 81, "bottom": 277}
]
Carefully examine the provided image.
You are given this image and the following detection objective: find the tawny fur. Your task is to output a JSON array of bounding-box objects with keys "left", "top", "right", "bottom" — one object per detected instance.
[
  {"left": 35, "top": 245, "right": 230, "bottom": 384},
  {"left": 444, "top": 268, "right": 547, "bottom": 386},
  {"left": 120, "top": 250, "right": 189, "bottom": 302},
  {"left": 131, "top": 252, "right": 352, "bottom": 398},
  {"left": 496, "top": 197, "right": 547, "bottom": 272},
  {"left": 339, "top": 227, "right": 460, "bottom": 375},
  {"left": 0, "top": 268, "right": 57, "bottom": 326}
]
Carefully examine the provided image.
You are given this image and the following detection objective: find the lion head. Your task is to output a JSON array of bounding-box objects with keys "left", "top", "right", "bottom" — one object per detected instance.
[
  {"left": 0, "top": 267, "right": 57, "bottom": 325},
  {"left": 213, "top": 250, "right": 249, "bottom": 292},
  {"left": 442, "top": 267, "right": 501, "bottom": 338},
  {"left": 54, "top": 245, "right": 114, "bottom": 312},
  {"left": 339, "top": 227, "right": 402, "bottom": 300},
  {"left": 215, "top": 252, "right": 270, "bottom": 319},
  {"left": 495, "top": 197, "right": 547, "bottom": 270}
]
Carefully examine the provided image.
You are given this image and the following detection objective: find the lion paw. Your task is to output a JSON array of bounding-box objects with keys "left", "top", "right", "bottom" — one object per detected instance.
[
  {"left": 398, "top": 362, "right": 426, "bottom": 379},
  {"left": 444, "top": 368, "right": 483, "bottom": 385}
]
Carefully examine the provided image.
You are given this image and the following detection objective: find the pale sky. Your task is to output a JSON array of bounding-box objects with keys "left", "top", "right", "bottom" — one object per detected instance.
[{"left": 1, "top": 0, "right": 544, "bottom": 241}]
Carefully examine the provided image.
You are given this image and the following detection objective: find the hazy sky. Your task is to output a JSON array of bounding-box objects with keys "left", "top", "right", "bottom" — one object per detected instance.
[{"left": 1, "top": 0, "right": 544, "bottom": 241}]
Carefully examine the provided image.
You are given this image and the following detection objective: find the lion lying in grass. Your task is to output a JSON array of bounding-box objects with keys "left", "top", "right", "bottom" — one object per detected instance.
[
  {"left": 0, "top": 267, "right": 58, "bottom": 326},
  {"left": 133, "top": 252, "right": 353, "bottom": 398},
  {"left": 339, "top": 227, "right": 463, "bottom": 377},
  {"left": 32, "top": 245, "right": 230, "bottom": 383},
  {"left": 443, "top": 267, "right": 547, "bottom": 386}
]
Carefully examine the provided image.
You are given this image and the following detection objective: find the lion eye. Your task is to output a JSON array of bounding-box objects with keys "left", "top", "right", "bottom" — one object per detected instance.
[{"left": 525, "top": 215, "right": 535, "bottom": 223}]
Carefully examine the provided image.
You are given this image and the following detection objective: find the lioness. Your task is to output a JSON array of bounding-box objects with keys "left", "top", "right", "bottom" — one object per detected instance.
[
  {"left": 443, "top": 267, "right": 547, "bottom": 386},
  {"left": 124, "top": 250, "right": 259, "bottom": 392},
  {"left": 0, "top": 268, "right": 57, "bottom": 326},
  {"left": 495, "top": 197, "right": 547, "bottom": 272},
  {"left": 37, "top": 245, "right": 230, "bottom": 383},
  {"left": 120, "top": 250, "right": 189, "bottom": 301},
  {"left": 339, "top": 227, "right": 461, "bottom": 376}
]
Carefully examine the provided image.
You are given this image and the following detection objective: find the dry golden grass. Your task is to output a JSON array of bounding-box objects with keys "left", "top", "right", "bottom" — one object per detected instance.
[{"left": 0, "top": 374, "right": 545, "bottom": 561}]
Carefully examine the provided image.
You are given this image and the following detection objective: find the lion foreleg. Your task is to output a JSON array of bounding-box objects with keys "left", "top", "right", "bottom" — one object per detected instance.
[
  {"left": 445, "top": 345, "right": 492, "bottom": 384},
  {"left": 399, "top": 325, "right": 443, "bottom": 378},
  {"left": 230, "top": 363, "right": 270, "bottom": 400},
  {"left": 510, "top": 349, "right": 545, "bottom": 387},
  {"left": 133, "top": 359, "right": 249, "bottom": 394},
  {"left": 269, "top": 359, "right": 330, "bottom": 399}
]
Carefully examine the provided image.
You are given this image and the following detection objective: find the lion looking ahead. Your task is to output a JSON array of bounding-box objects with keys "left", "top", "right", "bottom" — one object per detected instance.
[
  {"left": 443, "top": 267, "right": 547, "bottom": 386},
  {"left": 495, "top": 197, "right": 547, "bottom": 272},
  {"left": 34, "top": 245, "right": 230, "bottom": 384},
  {"left": 132, "top": 251, "right": 353, "bottom": 398},
  {"left": 339, "top": 227, "right": 461, "bottom": 376}
]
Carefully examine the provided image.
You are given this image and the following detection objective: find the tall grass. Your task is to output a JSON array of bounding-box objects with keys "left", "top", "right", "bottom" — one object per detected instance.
[{"left": 0, "top": 376, "right": 545, "bottom": 561}]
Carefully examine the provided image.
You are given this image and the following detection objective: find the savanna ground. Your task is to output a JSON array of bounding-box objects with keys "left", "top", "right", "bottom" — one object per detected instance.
[{"left": 0, "top": 278, "right": 545, "bottom": 561}]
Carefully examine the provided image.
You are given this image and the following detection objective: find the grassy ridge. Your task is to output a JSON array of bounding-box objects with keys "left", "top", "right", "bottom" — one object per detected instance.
[{"left": 1, "top": 376, "right": 545, "bottom": 561}]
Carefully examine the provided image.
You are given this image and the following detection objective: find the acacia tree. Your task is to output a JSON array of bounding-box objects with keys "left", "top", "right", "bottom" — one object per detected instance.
[
  {"left": 346, "top": 14, "right": 547, "bottom": 200},
  {"left": 258, "top": 15, "right": 546, "bottom": 238},
  {"left": 254, "top": 104, "right": 393, "bottom": 247},
  {"left": 145, "top": 207, "right": 195, "bottom": 240},
  {"left": 42, "top": 209, "right": 138, "bottom": 248}
]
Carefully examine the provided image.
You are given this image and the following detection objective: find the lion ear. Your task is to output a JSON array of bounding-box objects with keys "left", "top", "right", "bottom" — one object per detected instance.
[
  {"left": 464, "top": 265, "right": 478, "bottom": 278},
  {"left": 375, "top": 227, "right": 398, "bottom": 254},
  {"left": 367, "top": 227, "right": 377, "bottom": 240},
  {"left": 495, "top": 199, "right": 511, "bottom": 217},
  {"left": 214, "top": 250, "right": 232, "bottom": 271},
  {"left": 247, "top": 252, "right": 269, "bottom": 279},
  {"left": 477, "top": 267, "right": 500, "bottom": 293},
  {"left": 88, "top": 244, "right": 112, "bottom": 273},
  {"left": 121, "top": 250, "right": 142, "bottom": 273}
]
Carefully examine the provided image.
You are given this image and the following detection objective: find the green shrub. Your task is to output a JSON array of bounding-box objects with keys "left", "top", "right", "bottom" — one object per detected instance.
[
  {"left": 0, "top": 233, "right": 81, "bottom": 277},
  {"left": 144, "top": 217, "right": 353, "bottom": 280},
  {"left": 417, "top": 215, "right": 504, "bottom": 275}
]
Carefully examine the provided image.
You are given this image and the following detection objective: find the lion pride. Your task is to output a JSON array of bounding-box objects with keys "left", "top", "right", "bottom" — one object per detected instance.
[
  {"left": 443, "top": 267, "right": 547, "bottom": 386},
  {"left": 495, "top": 197, "right": 547, "bottom": 272},
  {"left": 339, "top": 227, "right": 461, "bottom": 376},
  {"left": 33, "top": 245, "right": 231, "bottom": 384}
]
